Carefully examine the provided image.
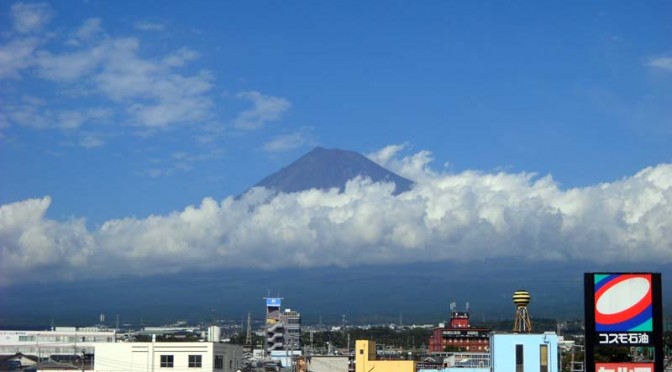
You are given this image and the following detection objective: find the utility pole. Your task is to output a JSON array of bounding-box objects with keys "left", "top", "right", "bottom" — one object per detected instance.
[
  {"left": 310, "top": 329, "right": 314, "bottom": 353},
  {"left": 245, "top": 312, "right": 253, "bottom": 351}
]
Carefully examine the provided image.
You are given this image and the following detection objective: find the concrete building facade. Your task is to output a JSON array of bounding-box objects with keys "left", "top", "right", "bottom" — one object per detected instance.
[
  {"left": 429, "top": 311, "right": 490, "bottom": 353},
  {"left": 305, "top": 355, "right": 349, "bottom": 372},
  {"left": 265, "top": 297, "right": 301, "bottom": 355},
  {"left": 490, "top": 333, "right": 558, "bottom": 372},
  {"left": 94, "top": 342, "right": 243, "bottom": 372},
  {"left": 0, "top": 327, "right": 116, "bottom": 358},
  {"left": 355, "top": 340, "right": 416, "bottom": 372},
  {"left": 419, "top": 332, "right": 560, "bottom": 372}
]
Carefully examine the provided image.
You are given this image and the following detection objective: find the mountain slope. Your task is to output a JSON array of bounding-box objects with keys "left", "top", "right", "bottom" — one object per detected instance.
[{"left": 254, "top": 147, "right": 413, "bottom": 194}]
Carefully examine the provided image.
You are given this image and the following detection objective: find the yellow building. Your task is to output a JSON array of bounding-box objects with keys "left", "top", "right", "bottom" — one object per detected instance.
[{"left": 355, "top": 340, "right": 416, "bottom": 372}]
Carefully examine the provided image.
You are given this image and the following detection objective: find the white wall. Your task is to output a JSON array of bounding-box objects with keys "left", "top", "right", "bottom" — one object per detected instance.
[
  {"left": 308, "top": 356, "right": 349, "bottom": 372},
  {"left": 94, "top": 342, "right": 243, "bottom": 372},
  {"left": 0, "top": 329, "right": 116, "bottom": 356}
]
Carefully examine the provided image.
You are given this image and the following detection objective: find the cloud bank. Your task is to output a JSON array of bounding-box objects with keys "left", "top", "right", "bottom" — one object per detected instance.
[{"left": 2, "top": 148, "right": 671, "bottom": 286}]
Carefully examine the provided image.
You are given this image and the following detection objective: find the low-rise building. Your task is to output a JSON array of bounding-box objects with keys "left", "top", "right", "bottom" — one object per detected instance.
[
  {"left": 490, "top": 332, "right": 558, "bottom": 372},
  {"left": 418, "top": 332, "right": 560, "bottom": 372},
  {"left": 304, "top": 355, "right": 349, "bottom": 372},
  {"left": 355, "top": 340, "right": 416, "bottom": 372},
  {"left": 0, "top": 327, "right": 116, "bottom": 358},
  {"left": 94, "top": 342, "right": 243, "bottom": 372},
  {"left": 429, "top": 311, "right": 490, "bottom": 353}
]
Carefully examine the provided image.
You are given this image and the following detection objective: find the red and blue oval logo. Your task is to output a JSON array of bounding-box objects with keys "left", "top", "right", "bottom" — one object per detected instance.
[{"left": 594, "top": 274, "right": 653, "bottom": 332}]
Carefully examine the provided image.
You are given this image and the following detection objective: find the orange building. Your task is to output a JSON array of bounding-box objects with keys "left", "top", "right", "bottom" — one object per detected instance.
[{"left": 355, "top": 340, "right": 415, "bottom": 372}]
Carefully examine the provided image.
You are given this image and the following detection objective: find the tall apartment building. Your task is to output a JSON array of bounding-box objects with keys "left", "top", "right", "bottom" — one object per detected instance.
[
  {"left": 265, "top": 298, "right": 301, "bottom": 354},
  {"left": 280, "top": 309, "right": 301, "bottom": 351}
]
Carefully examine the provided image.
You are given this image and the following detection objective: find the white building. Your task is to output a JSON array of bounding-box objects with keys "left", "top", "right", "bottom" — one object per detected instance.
[
  {"left": 0, "top": 327, "right": 116, "bottom": 357},
  {"left": 94, "top": 342, "right": 243, "bottom": 372}
]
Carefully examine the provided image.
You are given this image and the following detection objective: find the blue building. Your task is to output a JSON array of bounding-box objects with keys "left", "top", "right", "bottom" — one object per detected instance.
[{"left": 419, "top": 332, "right": 559, "bottom": 372}]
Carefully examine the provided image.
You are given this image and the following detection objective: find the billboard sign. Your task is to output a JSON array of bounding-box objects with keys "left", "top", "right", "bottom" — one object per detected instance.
[
  {"left": 584, "top": 273, "right": 663, "bottom": 372},
  {"left": 594, "top": 273, "right": 653, "bottom": 344},
  {"left": 595, "top": 363, "right": 654, "bottom": 372},
  {"left": 266, "top": 297, "right": 282, "bottom": 307}
]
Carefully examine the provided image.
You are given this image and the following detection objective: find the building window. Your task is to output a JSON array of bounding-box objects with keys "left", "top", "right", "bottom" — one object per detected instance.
[
  {"left": 161, "top": 355, "right": 174, "bottom": 368},
  {"left": 540, "top": 344, "right": 548, "bottom": 372},
  {"left": 214, "top": 355, "right": 224, "bottom": 369},
  {"left": 189, "top": 355, "right": 202, "bottom": 368},
  {"left": 515, "top": 344, "right": 524, "bottom": 372}
]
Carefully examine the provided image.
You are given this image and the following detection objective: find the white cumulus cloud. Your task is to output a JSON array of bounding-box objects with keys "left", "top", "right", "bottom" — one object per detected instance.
[
  {"left": 2, "top": 148, "right": 672, "bottom": 286},
  {"left": 134, "top": 21, "right": 166, "bottom": 32},
  {"left": 11, "top": 2, "right": 52, "bottom": 34},
  {"left": 0, "top": 37, "right": 41, "bottom": 79},
  {"left": 263, "top": 129, "right": 314, "bottom": 153},
  {"left": 233, "top": 91, "right": 292, "bottom": 130},
  {"left": 34, "top": 37, "right": 214, "bottom": 128},
  {"left": 2, "top": 10, "right": 214, "bottom": 131},
  {"left": 77, "top": 18, "right": 103, "bottom": 39},
  {"left": 647, "top": 56, "right": 672, "bottom": 72}
]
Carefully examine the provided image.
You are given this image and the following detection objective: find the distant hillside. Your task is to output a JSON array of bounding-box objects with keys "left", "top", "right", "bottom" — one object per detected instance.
[
  {"left": 7, "top": 259, "right": 667, "bottom": 327},
  {"left": 254, "top": 147, "right": 413, "bottom": 194}
]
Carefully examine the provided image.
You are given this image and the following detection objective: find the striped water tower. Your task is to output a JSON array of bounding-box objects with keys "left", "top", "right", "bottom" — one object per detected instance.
[{"left": 512, "top": 290, "right": 532, "bottom": 333}]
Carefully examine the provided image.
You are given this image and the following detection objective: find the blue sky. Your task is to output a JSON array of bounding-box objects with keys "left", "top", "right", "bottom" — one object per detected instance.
[{"left": 1, "top": 1, "right": 671, "bottom": 286}]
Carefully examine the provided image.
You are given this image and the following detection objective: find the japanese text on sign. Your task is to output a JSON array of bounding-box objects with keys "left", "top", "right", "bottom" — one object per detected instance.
[
  {"left": 598, "top": 333, "right": 649, "bottom": 345},
  {"left": 596, "top": 363, "right": 653, "bottom": 372}
]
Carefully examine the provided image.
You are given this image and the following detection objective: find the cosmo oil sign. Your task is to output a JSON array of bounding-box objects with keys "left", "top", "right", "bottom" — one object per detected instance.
[
  {"left": 595, "top": 274, "right": 653, "bottom": 336},
  {"left": 584, "top": 273, "right": 664, "bottom": 372}
]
